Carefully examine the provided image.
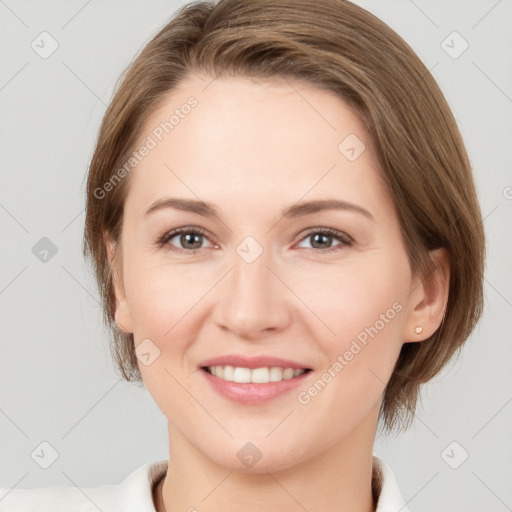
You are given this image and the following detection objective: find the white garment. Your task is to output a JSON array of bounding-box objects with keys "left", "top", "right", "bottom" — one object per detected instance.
[{"left": 0, "top": 455, "right": 409, "bottom": 511}]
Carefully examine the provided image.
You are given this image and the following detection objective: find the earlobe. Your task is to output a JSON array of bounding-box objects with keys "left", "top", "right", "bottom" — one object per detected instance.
[
  {"left": 104, "top": 232, "right": 134, "bottom": 334},
  {"left": 404, "top": 248, "right": 450, "bottom": 343}
]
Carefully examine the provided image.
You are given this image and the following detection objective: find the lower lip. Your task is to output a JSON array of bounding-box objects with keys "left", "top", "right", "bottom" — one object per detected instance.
[{"left": 200, "top": 368, "right": 312, "bottom": 405}]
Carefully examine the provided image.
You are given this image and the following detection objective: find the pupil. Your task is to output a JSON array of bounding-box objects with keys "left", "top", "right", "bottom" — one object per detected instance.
[
  {"left": 183, "top": 233, "right": 202, "bottom": 249},
  {"left": 312, "top": 233, "right": 330, "bottom": 249}
]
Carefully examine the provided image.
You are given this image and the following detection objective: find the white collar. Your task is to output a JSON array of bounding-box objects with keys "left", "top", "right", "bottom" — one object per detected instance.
[
  {"left": 373, "top": 455, "right": 410, "bottom": 511},
  {"left": 115, "top": 455, "right": 409, "bottom": 511},
  {"left": 0, "top": 455, "right": 409, "bottom": 511}
]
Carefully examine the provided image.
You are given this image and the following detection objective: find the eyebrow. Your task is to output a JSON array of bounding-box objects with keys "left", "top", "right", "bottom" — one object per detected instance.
[{"left": 144, "top": 197, "right": 374, "bottom": 221}]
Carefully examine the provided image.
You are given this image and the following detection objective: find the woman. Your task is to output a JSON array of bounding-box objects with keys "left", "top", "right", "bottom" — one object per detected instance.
[{"left": 0, "top": 0, "right": 484, "bottom": 510}]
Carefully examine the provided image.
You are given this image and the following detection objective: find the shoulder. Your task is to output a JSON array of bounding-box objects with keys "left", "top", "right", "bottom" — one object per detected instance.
[{"left": 0, "top": 459, "right": 168, "bottom": 512}]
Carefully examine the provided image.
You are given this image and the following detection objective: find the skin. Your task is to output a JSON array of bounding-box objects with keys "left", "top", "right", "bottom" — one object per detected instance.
[{"left": 107, "top": 74, "right": 450, "bottom": 512}]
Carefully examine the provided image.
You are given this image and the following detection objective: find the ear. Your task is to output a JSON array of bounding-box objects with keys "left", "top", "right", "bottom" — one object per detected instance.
[
  {"left": 104, "top": 232, "right": 133, "bottom": 334},
  {"left": 403, "top": 248, "right": 450, "bottom": 343}
]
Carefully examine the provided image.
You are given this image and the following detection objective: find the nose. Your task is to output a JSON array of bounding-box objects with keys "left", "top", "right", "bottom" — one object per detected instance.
[{"left": 212, "top": 245, "right": 293, "bottom": 340}]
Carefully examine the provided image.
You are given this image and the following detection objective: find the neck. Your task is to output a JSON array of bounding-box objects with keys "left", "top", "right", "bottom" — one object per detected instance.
[{"left": 156, "top": 408, "right": 379, "bottom": 512}]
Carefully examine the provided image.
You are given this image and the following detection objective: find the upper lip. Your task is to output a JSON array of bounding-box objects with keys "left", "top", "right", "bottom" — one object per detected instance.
[{"left": 199, "top": 355, "right": 312, "bottom": 370}]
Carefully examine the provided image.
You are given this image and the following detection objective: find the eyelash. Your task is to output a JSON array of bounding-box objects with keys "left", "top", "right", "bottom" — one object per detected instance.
[{"left": 156, "top": 226, "right": 354, "bottom": 255}]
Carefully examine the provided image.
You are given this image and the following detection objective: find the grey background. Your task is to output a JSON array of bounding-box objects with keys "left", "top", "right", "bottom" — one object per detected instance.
[{"left": 1, "top": 1, "right": 511, "bottom": 510}]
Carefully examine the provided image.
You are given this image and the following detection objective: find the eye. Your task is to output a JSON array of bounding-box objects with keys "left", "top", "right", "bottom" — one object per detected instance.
[
  {"left": 295, "top": 228, "right": 353, "bottom": 253},
  {"left": 157, "top": 226, "right": 353, "bottom": 254},
  {"left": 157, "top": 227, "right": 214, "bottom": 253}
]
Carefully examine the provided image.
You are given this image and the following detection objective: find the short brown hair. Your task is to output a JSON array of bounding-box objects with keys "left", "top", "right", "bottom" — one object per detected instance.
[{"left": 83, "top": 0, "right": 485, "bottom": 433}]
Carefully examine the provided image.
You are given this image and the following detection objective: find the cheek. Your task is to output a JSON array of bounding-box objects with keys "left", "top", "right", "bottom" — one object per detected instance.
[
  {"left": 124, "top": 256, "right": 207, "bottom": 339},
  {"left": 122, "top": 257, "right": 218, "bottom": 396},
  {"left": 294, "top": 256, "right": 409, "bottom": 347},
  {"left": 293, "top": 267, "right": 408, "bottom": 430},
  {"left": 123, "top": 261, "right": 203, "bottom": 415}
]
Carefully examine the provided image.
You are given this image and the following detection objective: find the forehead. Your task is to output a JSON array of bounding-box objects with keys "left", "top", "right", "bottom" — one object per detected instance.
[{"left": 124, "top": 74, "right": 391, "bottom": 218}]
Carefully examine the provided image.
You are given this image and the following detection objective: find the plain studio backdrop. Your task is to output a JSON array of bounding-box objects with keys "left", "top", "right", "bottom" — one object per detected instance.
[{"left": 0, "top": 1, "right": 511, "bottom": 511}]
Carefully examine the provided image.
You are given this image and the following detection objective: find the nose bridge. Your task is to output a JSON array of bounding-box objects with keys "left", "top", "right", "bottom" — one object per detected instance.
[
  {"left": 233, "top": 238, "right": 272, "bottom": 295},
  {"left": 213, "top": 235, "right": 291, "bottom": 336}
]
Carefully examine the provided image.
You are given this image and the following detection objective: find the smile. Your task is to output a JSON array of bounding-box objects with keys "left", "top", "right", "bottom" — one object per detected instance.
[{"left": 203, "top": 365, "right": 310, "bottom": 383}]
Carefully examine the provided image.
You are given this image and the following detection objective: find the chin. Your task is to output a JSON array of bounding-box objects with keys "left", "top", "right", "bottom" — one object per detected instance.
[{"left": 203, "top": 437, "right": 309, "bottom": 474}]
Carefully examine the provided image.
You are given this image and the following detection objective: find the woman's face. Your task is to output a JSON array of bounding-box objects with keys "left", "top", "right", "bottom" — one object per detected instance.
[{"left": 112, "top": 74, "right": 420, "bottom": 472}]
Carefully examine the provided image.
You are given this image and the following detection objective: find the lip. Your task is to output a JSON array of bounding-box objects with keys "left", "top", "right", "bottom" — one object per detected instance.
[
  {"left": 200, "top": 367, "right": 312, "bottom": 405},
  {"left": 198, "top": 355, "right": 312, "bottom": 370}
]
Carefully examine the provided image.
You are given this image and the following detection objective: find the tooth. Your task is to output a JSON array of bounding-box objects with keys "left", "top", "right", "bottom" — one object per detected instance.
[
  {"left": 269, "top": 367, "right": 283, "bottom": 382},
  {"left": 282, "top": 368, "right": 294, "bottom": 380},
  {"left": 208, "top": 365, "right": 307, "bottom": 382},
  {"left": 251, "top": 367, "right": 270, "bottom": 383},
  {"left": 233, "top": 367, "right": 252, "bottom": 383},
  {"left": 223, "top": 365, "right": 234, "bottom": 381}
]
